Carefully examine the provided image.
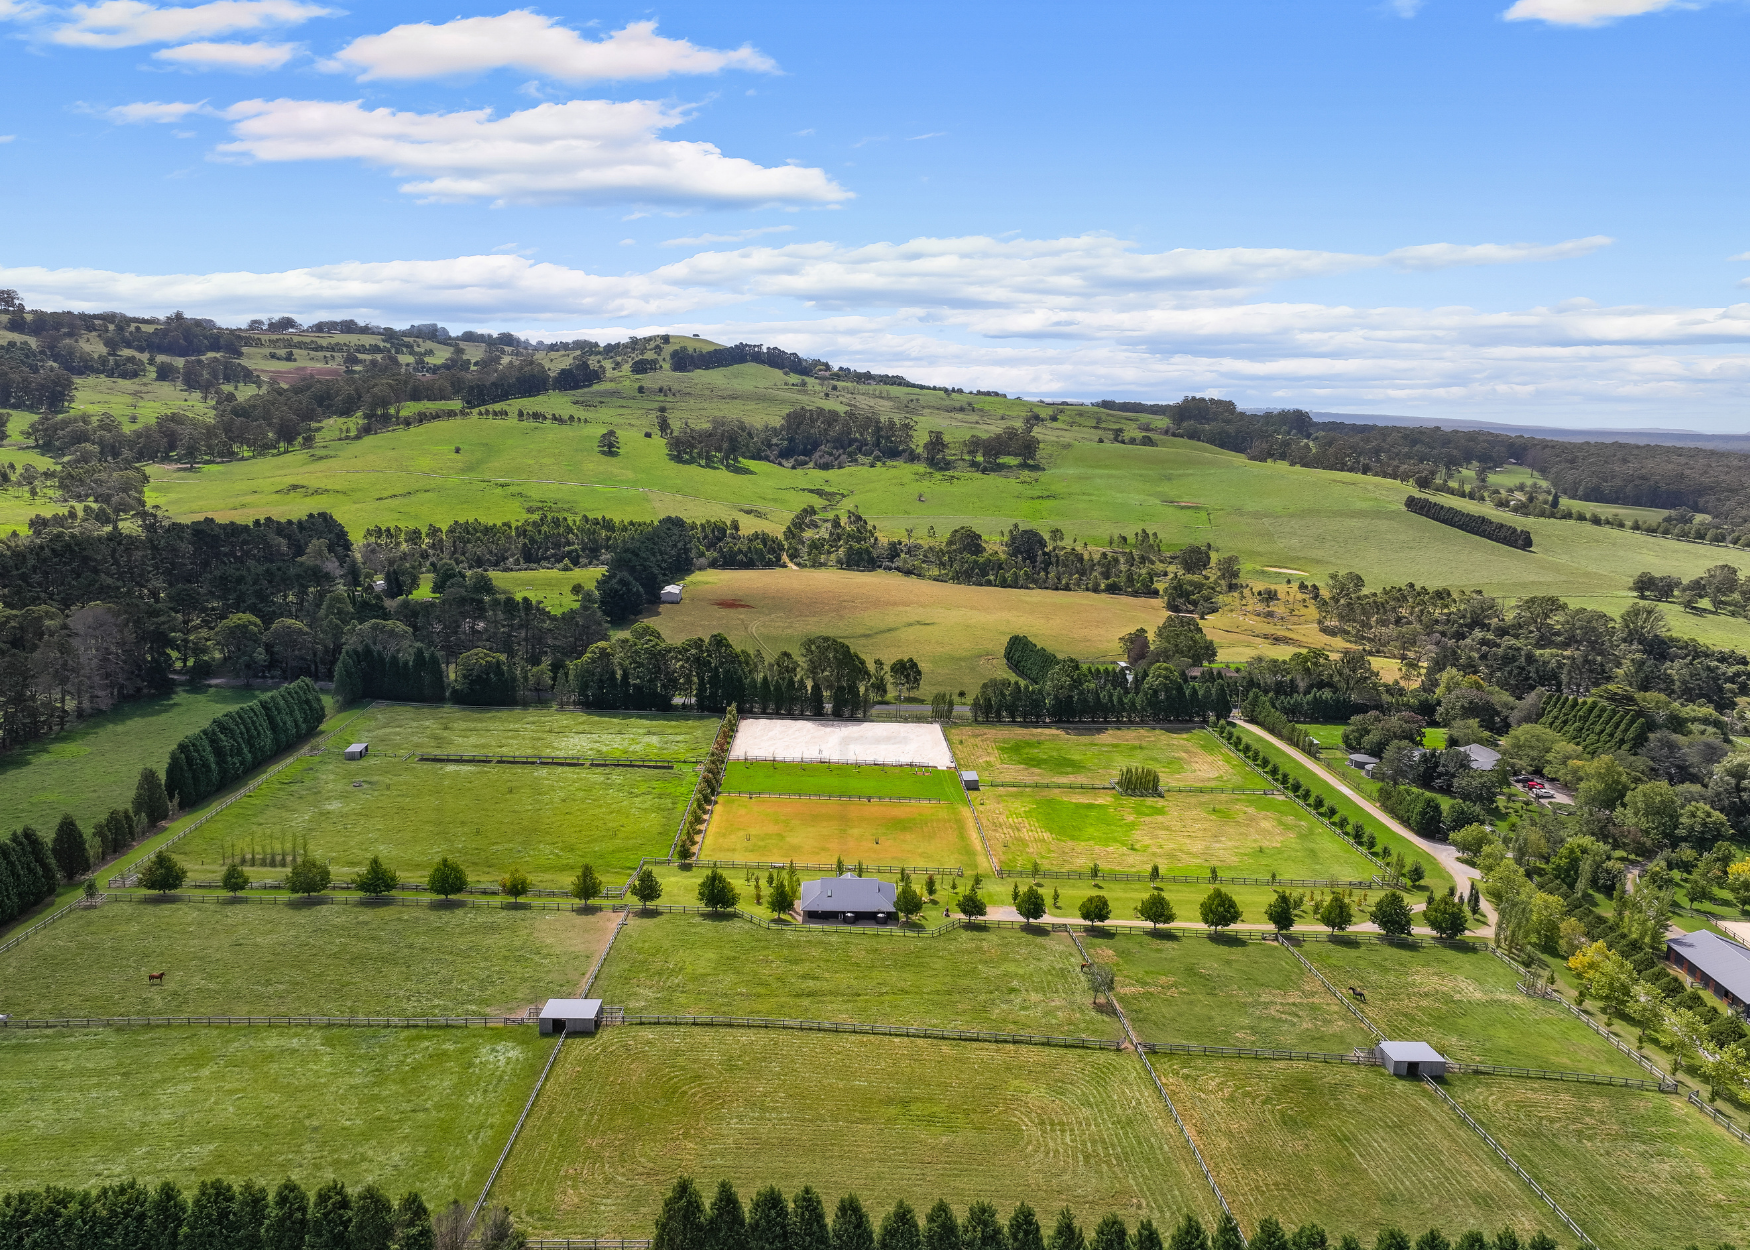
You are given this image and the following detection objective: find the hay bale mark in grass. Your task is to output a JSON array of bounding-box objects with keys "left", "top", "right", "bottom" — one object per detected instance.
[{"left": 706, "top": 795, "right": 985, "bottom": 869}]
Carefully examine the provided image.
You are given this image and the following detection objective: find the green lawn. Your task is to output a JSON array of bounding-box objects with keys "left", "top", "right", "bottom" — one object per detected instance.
[
  {"left": 590, "top": 911, "right": 1120, "bottom": 1038},
  {"left": 0, "top": 1026, "right": 548, "bottom": 1200},
  {"left": 0, "top": 900, "right": 617, "bottom": 1018},
  {"left": 721, "top": 760, "right": 964, "bottom": 800},
  {"left": 1081, "top": 929, "right": 1373, "bottom": 1051},
  {"left": 1297, "top": 939, "right": 1646, "bottom": 1077},
  {"left": 494, "top": 1027, "right": 1222, "bottom": 1236},
  {"left": 0, "top": 684, "right": 263, "bottom": 835},
  {"left": 1444, "top": 1078, "right": 1750, "bottom": 1250},
  {"left": 704, "top": 795, "right": 986, "bottom": 871},
  {"left": 1152, "top": 1057, "right": 1551, "bottom": 1241},
  {"left": 945, "top": 725, "right": 1252, "bottom": 788}
]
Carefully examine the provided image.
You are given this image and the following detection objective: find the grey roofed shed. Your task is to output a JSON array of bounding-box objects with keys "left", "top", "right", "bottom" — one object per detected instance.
[
  {"left": 959, "top": 770, "right": 980, "bottom": 790},
  {"left": 539, "top": 998, "right": 603, "bottom": 1036},
  {"left": 344, "top": 743, "right": 369, "bottom": 760},
  {"left": 1347, "top": 753, "right": 1380, "bottom": 767},
  {"left": 799, "top": 873, "right": 897, "bottom": 922},
  {"left": 1374, "top": 1040, "right": 1447, "bottom": 1077}
]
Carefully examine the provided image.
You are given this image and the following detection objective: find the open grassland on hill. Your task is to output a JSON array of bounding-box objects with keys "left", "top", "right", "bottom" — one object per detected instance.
[
  {"left": 1298, "top": 940, "right": 1646, "bottom": 1077},
  {"left": 945, "top": 725, "right": 1251, "bottom": 787},
  {"left": 591, "top": 912, "right": 1119, "bottom": 1038},
  {"left": 1444, "top": 1079, "right": 1750, "bottom": 1250},
  {"left": 0, "top": 684, "right": 263, "bottom": 835},
  {"left": 1082, "top": 929, "right": 1373, "bottom": 1051},
  {"left": 1152, "top": 1057, "right": 1548, "bottom": 1240},
  {"left": 721, "top": 760, "right": 963, "bottom": 800},
  {"left": 0, "top": 1026, "right": 546, "bottom": 1198},
  {"left": 978, "top": 788, "right": 1378, "bottom": 879},
  {"left": 703, "top": 795, "right": 986, "bottom": 869},
  {"left": 493, "top": 1027, "right": 1221, "bottom": 1237},
  {"left": 0, "top": 901, "right": 615, "bottom": 1019},
  {"left": 169, "top": 705, "right": 706, "bottom": 886}
]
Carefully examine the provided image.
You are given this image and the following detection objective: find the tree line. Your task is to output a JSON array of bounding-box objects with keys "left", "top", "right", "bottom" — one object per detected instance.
[
  {"left": 649, "top": 1177, "right": 1560, "bottom": 1250},
  {"left": 664, "top": 406, "right": 918, "bottom": 470},
  {"left": 163, "top": 678, "right": 325, "bottom": 810},
  {"left": 1402, "top": 495, "right": 1532, "bottom": 550}
]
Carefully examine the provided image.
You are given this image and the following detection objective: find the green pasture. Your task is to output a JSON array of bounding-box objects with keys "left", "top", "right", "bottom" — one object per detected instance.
[
  {"left": 1445, "top": 1078, "right": 1750, "bottom": 1250},
  {"left": 1082, "top": 929, "right": 1372, "bottom": 1050},
  {"left": 721, "top": 760, "right": 963, "bottom": 800},
  {"left": 0, "top": 1026, "right": 547, "bottom": 1198},
  {"left": 1297, "top": 939, "right": 1646, "bottom": 1077},
  {"left": 0, "top": 899, "right": 616, "bottom": 1018},
  {"left": 946, "top": 725, "right": 1252, "bottom": 788},
  {"left": 0, "top": 684, "right": 265, "bottom": 836},
  {"left": 410, "top": 568, "right": 602, "bottom": 609},
  {"left": 978, "top": 787, "right": 1379, "bottom": 879},
  {"left": 168, "top": 705, "right": 708, "bottom": 886},
  {"left": 591, "top": 911, "right": 1119, "bottom": 1038},
  {"left": 494, "top": 1027, "right": 1222, "bottom": 1237},
  {"left": 703, "top": 795, "right": 985, "bottom": 870},
  {"left": 1153, "top": 1057, "right": 1550, "bottom": 1240}
]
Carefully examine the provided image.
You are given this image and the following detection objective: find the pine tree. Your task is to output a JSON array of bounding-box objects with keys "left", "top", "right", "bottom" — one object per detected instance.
[
  {"left": 1007, "top": 1206, "right": 1045, "bottom": 1250},
  {"left": 1208, "top": 1214, "right": 1242, "bottom": 1250},
  {"left": 350, "top": 1184, "right": 395, "bottom": 1250},
  {"left": 707, "top": 1182, "right": 749, "bottom": 1250},
  {"left": 265, "top": 1180, "right": 312, "bottom": 1250},
  {"left": 1249, "top": 1219, "right": 1289, "bottom": 1250},
  {"left": 1168, "top": 1215, "right": 1208, "bottom": 1250},
  {"left": 748, "top": 1187, "right": 792, "bottom": 1250},
  {"left": 655, "top": 1179, "right": 709, "bottom": 1250},
  {"left": 307, "top": 1180, "right": 352, "bottom": 1250},
  {"left": 832, "top": 1196, "right": 875, "bottom": 1250},
  {"left": 134, "top": 767, "right": 170, "bottom": 824},
  {"left": 392, "top": 1192, "right": 433, "bottom": 1250},
  {"left": 877, "top": 1202, "right": 922, "bottom": 1250},
  {"left": 792, "top": 1188, "right": 831, "bottom": 1250},
  {"left": 1091, "top": 1216, "right": 1127, "bottom": 1250},
  {"left": 1045, "top": 1209, "right": 1082, "bottom": 1250},
  {"left": 182, "top": 1178, "right": 239, "bottom": 1250},
  {"left": 52, "top": 812, "right": 91, "bottom": 880},
  {"left": 962, "top": 1203, "right": 1006, "bottom": 1250},
  {"left": 234, "top": 1180, "right": 269, "bottom": 1250},
  {"left": 145, "top": 1181, "right": 189, "bottom": 1250}
]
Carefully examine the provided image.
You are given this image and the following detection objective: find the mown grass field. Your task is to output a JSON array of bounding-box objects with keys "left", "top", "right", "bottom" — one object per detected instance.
[
  {"left": 171, "top": 705, "right": 708, "bottom": 887},
  {"left": 1081, "top": 930, "right": 1372, "bottom": 1051},
  {"left": 592, "top": 912, "right": 1119, "bottom": 1037},
  {"left": 1298, "top": 940, "right": 1646, "bottom": 1077},
  {"left": 978, "top": 788, "right": 1378, "bottom": 879},
  {"left": 0, "top": 684, "right": 264, "bottom": 835},
  {"left": 1152, "top": 1057, "right": 1550, "bottom": 1240},
  {"left": 946, "top": 725, "right": 1251, "bottom": 788},
  {"left": 721, "top": 760, "right": 963, "bottom": 801},
  {"left": 1445, "top": 1079, "right": 1750, "bottom": 1250},
  {"left": 0, "top": 1026, "right": 548, "bottom": 1198},
  {"left": 703, "top": 795, "right": 985, "bottom": 870},
  {"left": 0, "top": 900, "right": 616, "bottom": 1018},
  {"left": 494, "top": 1027, "right": 1222, "bottom": 1236}
]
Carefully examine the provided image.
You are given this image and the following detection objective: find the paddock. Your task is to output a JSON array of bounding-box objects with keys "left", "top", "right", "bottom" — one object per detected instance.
[{"left": 729, "top": 718, "right": 956, "bottom": 768}]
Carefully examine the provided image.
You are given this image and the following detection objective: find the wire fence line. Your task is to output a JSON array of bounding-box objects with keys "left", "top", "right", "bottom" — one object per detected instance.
[
  {"left": 413, "top": 753, "right": 689, "bottom": 770},
  {"left": 606, "top": 1012, "right": 1121, "bottom": 1051},
  {"left": 1422, "top": 1075, "right": 1595, "bottom": 1247},
  {"left": 1687, "top": 1091, "right": 1750, "bottom": 1150},
  {"left": 1014, "top": 868, "right": 1383, "bottom": 887},
  {"left": 1275, "top": 934, "right": 1385, "bottom": 1040},
  {"left": 982, "top": 781, "right": 1277, "bottom": 796},
  {"left": 719, "top": 791, "right": 946, "bottom": 805},
  {"left": 578, "top": 910, "right": 629, "bottom": 1000},
  {"left": 0, "top": 897, "right": 99, "bottom": 959},
  {"left": 1140, "top": 1041, "right": 1375, "bottom": 1066},
  {"left": 1485, "top": 946, "right": 1671, "bottom": 1084},
  {"left": 730, "top": 753, "right": 950, "bottom": 769},
  {"left": 471, "top": 1035, "right": 566, "bottom": 1234},
  {"left": 1448, "top": 1061, "right": 1674, "bottom": 1092},
  {"left": 0, "top": 1014, "right": 529, "bottom": 1030}
]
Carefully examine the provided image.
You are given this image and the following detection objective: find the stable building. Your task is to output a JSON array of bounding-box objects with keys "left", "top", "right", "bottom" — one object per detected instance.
[
  {"left": 344, "top": 743, "right": 369, "bottom": 761},
  {"left": 1374, "top": 1040, "right": 1447, "bottom": 1077},
  {"left": 539, "top": 998, "right": 603, "bottom": 1036},
  {"left": 959, "top": 770, "right": 980, "bottom": 791},
  {"left": 1667, "top": 930, "right": 1750, "bottom": 1014},
  {"left": 800, "top": 873, "right": 897, "bottom": 924}
]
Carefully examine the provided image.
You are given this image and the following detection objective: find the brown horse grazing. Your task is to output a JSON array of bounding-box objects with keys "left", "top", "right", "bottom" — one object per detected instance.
[{"left": 147, "top": 971, "right": 166, "bottom": 984}]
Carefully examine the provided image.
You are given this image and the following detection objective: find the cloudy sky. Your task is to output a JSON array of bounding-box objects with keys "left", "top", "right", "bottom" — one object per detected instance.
[{"left": 2, "top": 0, "right": 1747, "bottom": 425}]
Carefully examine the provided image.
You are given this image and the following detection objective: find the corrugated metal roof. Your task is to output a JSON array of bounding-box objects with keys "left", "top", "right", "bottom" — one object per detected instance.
[
  {"left": 1668, "top": 930, "right": 1750, "bottom": 1004},
  {"left": 798, "top": 874, "right": 896, "bottom": 912}
]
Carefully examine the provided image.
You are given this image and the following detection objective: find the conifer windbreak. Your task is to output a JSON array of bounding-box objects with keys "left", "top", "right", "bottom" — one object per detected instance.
[
  {"left": 0, "top": 827, "right": 58, "bottom": 925},
  {"left": 1004, "top": 635, "right": 1060, "bottom": 683},
  {"left": 1403, "top": 495, "right": 1533, "bottom": 549},
  {"left": 1116, "top": 766, "right": 1161, "bottom": 796},
  {"left": 163, "top": 678, "right": 325, "bottom": 810},
  {"left": 1536, "top": 692, "right": 1650, "bottom": 754}
]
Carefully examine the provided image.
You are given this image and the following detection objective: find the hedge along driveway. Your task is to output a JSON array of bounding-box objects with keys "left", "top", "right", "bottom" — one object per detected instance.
[{"left": 1225, "top": 722, "right": 1459, "bottom": 899}]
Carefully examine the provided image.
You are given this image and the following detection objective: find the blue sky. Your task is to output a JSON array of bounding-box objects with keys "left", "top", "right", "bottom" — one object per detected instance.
[{"left": 2, "top": 0, "right": 1747, "bottom": 426}]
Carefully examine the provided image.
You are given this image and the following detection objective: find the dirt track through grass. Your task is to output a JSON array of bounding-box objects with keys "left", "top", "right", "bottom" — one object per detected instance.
[{"left": 494, "top": 1027, "right": 1222, "bottom": 1236}]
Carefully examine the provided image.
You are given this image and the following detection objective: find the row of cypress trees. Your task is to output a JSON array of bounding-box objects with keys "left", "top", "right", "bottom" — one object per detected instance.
[
  {"left": 0, "top": 826, "right": 58, "bottom": 926},
  {"left": 1536, "top": 693, "right": 1649, "bottom": 754},
  {"left": 332, "top": 641, "right": 447, "bottom": 707},
  {"left": 0, "top": 1176, "right": 476, "bottom": 1250},
  {"left": 163, "top": 679, "right": 325, "bottom": 810},
  {"left": 650, "top": 1180, "right": 1559, "bottom": 1250}
]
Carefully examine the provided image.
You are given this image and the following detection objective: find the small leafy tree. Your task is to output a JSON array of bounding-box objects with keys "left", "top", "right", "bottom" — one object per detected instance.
[
  {"left": 1370, "top": 890, "right": 1413, "bottom": 937},
  {"left": 597, "top": 429, "right": 621, "bottom": 455},
  {"left": 1083, "top": 962, "right": 1116, "bottom": 1005},
  {"left": 1016, "top": 885, "right": 1047, "bottom": 924},
  {"left": 1318, "top": 893, "right": 1354, "bottom": 933},
  {"left": 355, "top": 855, "right": 398, "bottom": 897},
  {"left": 570, "top": 862, "right": 602, "bottom": 907},
  {"left": 1079, "top": 892, "right": 1112, "bottom": 925},
  {"left": 220, "top": 863, "right": 250, "bottom": 895},
  {"left": 1264, "top": 890, "right": 1296, "bottom": 934},
  {"left": 1407, "top": 860, "right": 1426, "bottom": 887},
  {"left": 895, "top": 881, "right": 923, "bottom": 923},
  {"left": 1137, "top": 889, "right": 1175, "bottom": 929},
  {"left": 139, "top": 849, "right": 188, "bottom": 894},
  {"left": 1199, "top": 886, "right": 1241, "bottom": 931},
  {"left": 427, "top": 857, "right": 469, "bottom": 899},
  {"left": 286, "top": 857, "right": 333, "bottom": 896},
  {"left": 767, "top": 871, "right": 797, "bottom": 916},
  {"left": 958, "top": 884, "right": 988, "bottom": 920},
  {"left": 500, "top": 867, "right": 532, "bottom": 902},
  {"left": 630, "top": 866, "right": 664, "bottom": 911},
  {"left": 1422, "top": 892, "right": 1471, "bottom": 938},
  {"left": 697, "top": 868, "right": 739, "bottom": 911}
]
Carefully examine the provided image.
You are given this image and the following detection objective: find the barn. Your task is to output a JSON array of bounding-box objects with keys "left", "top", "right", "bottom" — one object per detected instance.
[
  {"left": 539, "top": 999, "right": 604, "bottom": 1036},
  {"left": 1374, "top": 1040, "right": 1447, "bottom": 1077},
  {"left": 344, "top": 743, "right": 369, "bottom": 761},
  {"left": 1667, "top": 930, "right": 1750, "bottom": 1013},
  {"left": 800, "top": 873, "right": 897, "bottom": 924}
]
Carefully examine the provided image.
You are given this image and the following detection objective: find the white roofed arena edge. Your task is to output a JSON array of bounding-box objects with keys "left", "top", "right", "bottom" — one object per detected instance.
[{"left": 729, "top": 718, "right": 956, "bottom": 769}]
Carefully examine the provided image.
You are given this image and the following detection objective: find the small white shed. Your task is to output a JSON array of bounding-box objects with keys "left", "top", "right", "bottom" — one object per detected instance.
[
  {"left": 539, "top": 998, "right": 603, "bottom": 1036},
  {"left": 1375, "top": 1039, "right": 1447, "bottom": 1077},
  {"left": 344, "top": 743, "right": 369, "bottom": 761},
  {"left": 660, "top": 584, "right": 684, "bottom": 603}
]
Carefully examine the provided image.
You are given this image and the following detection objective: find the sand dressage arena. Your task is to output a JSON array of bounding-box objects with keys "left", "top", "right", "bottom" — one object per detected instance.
[{"left": 730, "top": 718, "right": 956, "bottom": 768}]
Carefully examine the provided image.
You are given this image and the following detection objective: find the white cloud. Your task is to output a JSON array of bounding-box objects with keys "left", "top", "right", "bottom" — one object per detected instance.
[
  {"left": 1732, "top": 251, "right": 1750, "bottom": 262},
  {"left": 1382, "top": 236, "right": 1613, "bottom": 269},
  {"left": 49, "top": 0, "right": 333, "bottom": 48},
  {"left": 103, "top": 99, "right": 211, "bottom": 122},
  {"left": 1502, "top": 0, "right": 1698, "bottom": 25},
  {"left": 907, "top": 132, "right": 946, "bottom": 141},
  {"left": 1389, "top": 0, "right": 1425, "bottom": 15},
  {"left": 661, "top": 224, "right": 795, "bottom": 247},
  {"left": 153, "top": 40, "right": 295, "bottom": 69},
  {"left": 0, "top": 134, "right": 14, "bottom": 143},
  {"left": 326, "top": 15, "right": 776, "bottom": 83},
  {"left": 206, "top": 96, "right": 852, "bottom": 207}
]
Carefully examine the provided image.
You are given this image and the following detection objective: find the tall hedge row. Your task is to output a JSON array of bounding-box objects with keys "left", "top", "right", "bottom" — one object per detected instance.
[
  {"left": 1004, "top": 634, "right": 1059, "bottom": 683},
  {"left": 1538, "top": 692, "right": 1650, "bottom": 754},
  {"left": 0, "top": 826, "right": 59, "bottom": 924},
  {"left": 1404, "top": 494, "right": 1533, "bottom": 550},
  {"left": 163, "top": 678, "right": 325, "bottom": 810}
]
